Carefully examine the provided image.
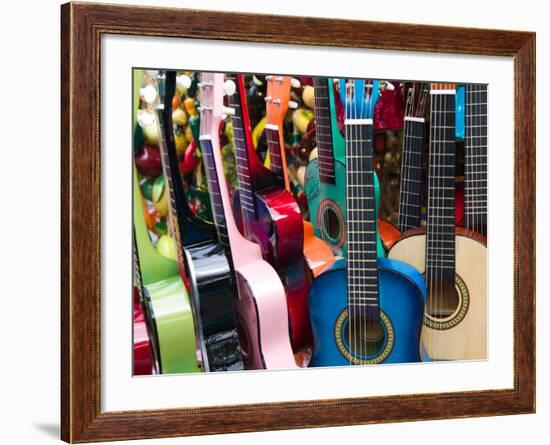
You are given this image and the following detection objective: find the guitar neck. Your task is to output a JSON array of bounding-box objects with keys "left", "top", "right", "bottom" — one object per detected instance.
[
  {"left": 464, "top": 84, "right": 488, "bottom": 232},
  {"left": 227, "top": 74, "right": 257, "bottom": 224},
  {"left": 157, "top": 71, "right": 196, "bottom": 271},
  {"left": 201, "top": 135, "right": 231, "bottom": 249},
  {"left": 265, "top": 123, "right": 288, "bottom": 190},
  {"left": 398, "top": 117, "right": 425, "bottom": 232},
  {"left": 426, "top": 88, "right": 457, "bottom": 283},
  {"left": 313, "top": 77, "right": 336, "bottom": 183},
  {"left": 345, "top": 119, "right": 379, "bottom": 323}
]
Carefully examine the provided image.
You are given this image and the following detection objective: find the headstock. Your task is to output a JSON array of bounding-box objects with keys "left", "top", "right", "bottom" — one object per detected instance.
[
  {"left": 343, "top": 79, "right": 380, "bottom": 121},
  {"left": 198, "top": 72, "right": 236, "bottom": 139},
  {"left": 404, "top": 82, "right": 429, "bottom": 118},
  {"left": 265, "top": 75, "right": 300, "bottom": 125}
]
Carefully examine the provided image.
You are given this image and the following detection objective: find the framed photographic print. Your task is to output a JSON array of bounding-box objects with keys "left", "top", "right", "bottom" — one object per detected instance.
[{"left": 61, "top": 2, "right": 536, "bottom": 442}]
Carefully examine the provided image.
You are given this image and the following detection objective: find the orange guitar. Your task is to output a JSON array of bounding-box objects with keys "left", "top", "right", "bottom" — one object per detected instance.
[{"left": 265, "top": 75, "right": 335, "bottom": 277}]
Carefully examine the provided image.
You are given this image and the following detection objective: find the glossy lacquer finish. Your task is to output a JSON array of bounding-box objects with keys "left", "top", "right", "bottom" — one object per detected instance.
[
  {"left": 233, "top": 188, "right": 312, "bottom": 349},
  {"left": 309, "top": 258, "right": 426, "bottom": 366},
  {"left": 265, "top": 75, "right": 335, "bottom": 277},
  {"left": 199, "top": 73, "right": 297, "bottom": 370},
  {"left": 133, "top": 167, "right": 199, "bottom": 374},
  {"left": 160, "top": 71, "right": 243, "bottom": 372},
  {"left": 229, "top": 74, "right": 311, "bottom": 350},
  {"left": 184, "top": 242, "right": 243, "bottom": 371},
  {"left": 133, "top": 287, "right": 154, "bottom": 375}
]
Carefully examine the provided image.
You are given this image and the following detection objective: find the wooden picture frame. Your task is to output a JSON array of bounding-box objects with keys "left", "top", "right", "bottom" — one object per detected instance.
[{"left": 61, "top": 2, "right": 536, "bottom": 442}]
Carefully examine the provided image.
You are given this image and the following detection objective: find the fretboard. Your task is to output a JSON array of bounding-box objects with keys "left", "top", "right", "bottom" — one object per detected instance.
[
  {"left": 200, "top": 138, "right": 230, "bottom": 248},
  {"left": 464, "top": 84, "right": 488, "bottom": 234},
  {"left": 265, "top": 125, "right": 284, "bottom": 181},
  {"left": 313, "top": 77, "right": 335, "bottom": 183},
  {"left": 398, "top": 117, "right": 425, "bottom": 232},
  {"left": 227, "top": 77, "right": 256, "bottom": 223},
  {"left": 157, "top": 80, "right": 189, "bottom": 273},
  {"left": 345, "top": 120, "right": 379, "bottom": 323},
  {"left": 426, "top": 91, "right": 456, "bottom": 285}
]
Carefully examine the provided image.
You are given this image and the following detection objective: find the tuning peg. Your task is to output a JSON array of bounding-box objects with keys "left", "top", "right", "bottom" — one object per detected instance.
[
  {"left": 290, "top": 78, "right": 301, "bottom": 89},
  {"left": 224, "top": 79, "right": 236, "bottom": 96},
  {"left": 140, "top": 85, "right": 157, "bottom": 104},
  {"left": 264, "top": 96, "right": 273, "bottom": 103},
  {"left": 222, "top": 106, "right": 235, "bottom": 116},
  {"left": 288, "top": 100, "right": 299, "bottom": 109},
  {"left": 136, "top": 109, "right": 155, "bottom": 128},
  {"left": 384, "top": 81, "right": 395, "bottom": 91},
  {"left": 176, "top": 74, "right": 192, "bottom": 89}
]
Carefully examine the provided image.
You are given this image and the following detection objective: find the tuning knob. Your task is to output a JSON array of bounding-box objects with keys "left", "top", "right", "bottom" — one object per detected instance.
[
  {"left": 140, "top": 85, "right": 157, "bottom": 104},
  {"left": 224, "top": 79, "right": 236, "bottom": 96},
  {"left": 264, "top": 96, "right": 273, "bottom": 103},
  {"left": 176, "top": 74, "right": 192, "bottom": 89},
  {"left": 288, "top": 100, "right": 299, "bottom": 109},
  {"left": 222, "top": 106, "right": 235, "bottom": 116},
  {"left": 290, "top": 78, "right": 301, "bottom": 89}
]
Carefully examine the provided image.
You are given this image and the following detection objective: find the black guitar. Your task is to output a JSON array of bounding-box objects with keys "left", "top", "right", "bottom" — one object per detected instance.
[{"left": 158, "top": 70, "right": 243, "bottom": 372}]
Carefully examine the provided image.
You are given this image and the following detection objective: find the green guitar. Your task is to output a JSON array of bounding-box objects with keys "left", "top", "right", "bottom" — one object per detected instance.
[
  {"left": 133, "top": 69, "right": 198, "bottom": 374},
  {"left": 305, "top": 77, "right": 384, "bottom": 258}
]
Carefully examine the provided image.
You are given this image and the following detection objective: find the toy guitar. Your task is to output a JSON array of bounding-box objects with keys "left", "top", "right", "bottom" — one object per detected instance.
[
  {"left": 463, "top": 84, "right": 487, "bottom": 236},
  {"left": 228, "top": 74, "right": 312, "bottom": 351},
  {"left": 306, "top": 77, "right": 385, "bottom": 257},
  {"left": 133, "top": 241, "right": 156, "bottom": 376},
  {"left": 198, "top": 73, "right": 298, "bottom": 370},
  {"left": 388, "top": 83, "right": 487, "bottom": 360},
  {"left": 309, "top": 79, "right": 426, "bottom": 367},
  {"left": 305, "top": 77, "right": 347, "bottom": 255},
  {"left": 133, "top": 166, "right": 199, "bottom": 374},
  {"left": 158, "top": 70, "right": 244, "bottom": 372},
  {"left": 265, "top": 75, "right": 335, "bottom": 276}
]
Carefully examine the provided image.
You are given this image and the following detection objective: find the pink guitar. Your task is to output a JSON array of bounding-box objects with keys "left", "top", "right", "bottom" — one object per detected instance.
[{"left": 198, "top": 73, "right": 298, "bottom": 370}]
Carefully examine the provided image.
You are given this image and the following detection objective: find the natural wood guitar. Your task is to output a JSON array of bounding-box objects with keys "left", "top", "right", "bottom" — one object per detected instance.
[{"left": 388, "top": 83, "right": 487, "bottom": 360}]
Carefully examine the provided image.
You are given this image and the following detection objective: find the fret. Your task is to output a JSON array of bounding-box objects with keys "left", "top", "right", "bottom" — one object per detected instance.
[
  {"left": 426, "top": 88, "right": 457, "bottom": 280},
  {"left": 345, "top": 107, "right": 380, "bottom": 320},
  {"left": 313, "top": 77, "right": 337, "bottom": 183},
  {"left": 227, "top": 74, "right": 257, "bottom": 223},
  {"left": 200, "top": 138, "right": 230, "bottom": 248},
  {"left": 464, "top": 84, "right": 488, "bottom": 233}
]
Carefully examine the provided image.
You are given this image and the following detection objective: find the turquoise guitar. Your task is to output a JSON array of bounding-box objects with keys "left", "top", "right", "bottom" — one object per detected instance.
[
  {"left": 309, "top": 79, "right": 426, "bottom": 367},
  {"left": 306, "top": 77, "right": 384, "bottom": 258}
]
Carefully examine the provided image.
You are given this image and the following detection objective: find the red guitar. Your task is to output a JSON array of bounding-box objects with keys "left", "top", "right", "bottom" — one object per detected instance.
[
  {"left": 229, "top": 74, "right": 312, "bottom": 352},
  {"left": 264, "top": 75, "right": 336, "bottom": 277},
  {"left": 133, "top": 287, "right": 155, "bottom": 375}
]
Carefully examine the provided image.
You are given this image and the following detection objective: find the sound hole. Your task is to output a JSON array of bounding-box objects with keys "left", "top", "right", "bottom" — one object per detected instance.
[
  {"left": 322, "top": 207, "right": 341, "bottom": 242},
  {"left": 427, "top": 282, "right": 460, "bottom": 319},
  {"left": 344, "top": 317, "right": 386, "bottom": 358}
]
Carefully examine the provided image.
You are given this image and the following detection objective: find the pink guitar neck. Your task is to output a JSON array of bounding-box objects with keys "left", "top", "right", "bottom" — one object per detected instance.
[{"left": 199, "top": 73, "right": 297, "bottom": 369}]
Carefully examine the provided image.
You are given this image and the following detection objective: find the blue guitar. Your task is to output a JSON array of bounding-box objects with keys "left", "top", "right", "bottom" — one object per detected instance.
[{"left": 309, "top": 79, "right": 426, "bottom": 366}]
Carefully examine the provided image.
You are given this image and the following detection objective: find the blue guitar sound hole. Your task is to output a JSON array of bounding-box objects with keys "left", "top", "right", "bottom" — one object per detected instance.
[
  {"left": 343, "top": 318, "right": 386, "bottom": 359},
  {"left": 335, "top": 309, "right": 395, "bottom": 364}
]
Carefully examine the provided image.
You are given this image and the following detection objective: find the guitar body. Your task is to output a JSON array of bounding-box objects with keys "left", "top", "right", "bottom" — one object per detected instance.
[
  {"left": 143, "top": 275, "right": 199, "bottom": 373},
  {"left": 133, "top": 287, "right": 154, "bottom": 375},
  {"left": 387, "top": 227, "right": 487, "bottom": 360},
  {"left": 234, "top": 261, "right": 299, "bottom": 369},
  {"left": 309, "top": 257, "right": 426, "bottom": 366},
  {"left": 378, "top": 219, "right": 401, "bottom": 251},
  {"left": 184, "top": 241, "right": 243, "bottom": 371},
  {"left": 305, "top": 158, "right": 347, "bottom": 255},
  {"left": 232, "top": 187, "right": 312, "bottom": 350}
]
